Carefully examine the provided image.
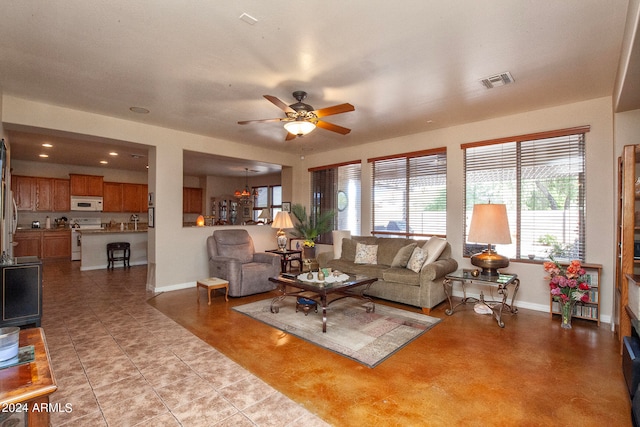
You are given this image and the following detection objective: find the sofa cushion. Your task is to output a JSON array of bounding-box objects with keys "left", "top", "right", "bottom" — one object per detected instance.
[
  {"left": 355, "top": 243, "right": 378, "bottom": 264},
  {"left": 407, "top": 246, "right": 428, "bottom": 272},
  {"left": 377, "top": 238, "right": 416, "bottom": 266},
  {"left": 423, "top": 237, "right": 448, "bottom": 265},
  {"left": 382, "top": 267, "right": 420, "bottom": 286},
  {"left": 390, "top": 243, "right": 417, "bottom": 268}
]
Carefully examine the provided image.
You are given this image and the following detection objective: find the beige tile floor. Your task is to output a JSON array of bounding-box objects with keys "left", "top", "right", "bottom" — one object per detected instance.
[{"left": 41, "top": 261, "right": 328, "bottom": 426}]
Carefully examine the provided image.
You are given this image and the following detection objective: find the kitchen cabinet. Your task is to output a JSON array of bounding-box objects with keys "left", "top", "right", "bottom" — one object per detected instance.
[
  {"left": 104, "top": 182, "right": 147, "bottom": 212},
  {"left": 70, "top": 173, "right": 103, "bottom": 196},
  {"left": 11, "top": 175, "right": 36, "bottom": 211},
  {"left": 103, "top": 181, "right": 123, "bottom": 212},
  {"left": 43, "top": 230, "right": 71, "bottom": 259},
  {"left": 13, "top": 232, "right": 42, "bottom": 258},
  {"left": 0, "top": 257, "right": 42, "bottom": 328},
  {"left": 183, "top": 187, "right": 203, "bottom": 214},
  {"left": 53, "top": 178, "right": 71, "bottom": 211},
  {"left": 11, "top": 176, "right": 70, "bottom": 212},
  {"left": 13, "top": 230, "right": 71, "bottom": 260},
  {"left": 123, "top": 183, "right": 147, "bottom": 212}
]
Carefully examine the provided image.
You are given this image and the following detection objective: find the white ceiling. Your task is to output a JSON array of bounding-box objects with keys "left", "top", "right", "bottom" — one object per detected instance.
[{"left": 0, "top": 1, "right": 636, "bottom": 175}]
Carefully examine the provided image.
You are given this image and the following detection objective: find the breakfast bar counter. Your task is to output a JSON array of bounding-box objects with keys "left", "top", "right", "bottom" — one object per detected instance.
[{"left": 77, "top": 229, "right": 148, "bottom": 271}]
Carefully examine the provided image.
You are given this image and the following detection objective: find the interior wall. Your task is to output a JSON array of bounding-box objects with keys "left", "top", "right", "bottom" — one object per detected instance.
[
  {"left": 301, "top": 97, "right": 616, "bottom": 322},
  {"left": 1, "top": 95, "right": 299, "bottom": 291}
]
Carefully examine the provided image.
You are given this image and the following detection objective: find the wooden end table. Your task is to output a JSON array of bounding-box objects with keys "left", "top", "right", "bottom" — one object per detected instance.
[{"left": 197, "top": 277, "right": 229, "bottom": 305}]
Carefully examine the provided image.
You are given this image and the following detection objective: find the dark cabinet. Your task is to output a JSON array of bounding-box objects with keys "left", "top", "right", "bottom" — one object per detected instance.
[{"left": 1, "top": 257, "right": 42, "bottom": 328}]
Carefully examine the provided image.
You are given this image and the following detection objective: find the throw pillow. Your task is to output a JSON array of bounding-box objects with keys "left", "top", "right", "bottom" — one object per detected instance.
[
  {"left": 422, "top": 237, "right": 448, "bottom": 265},
  {"left": 354, "top": 243, "right": 378, "bottom": 264},
  {"left": 391, "top": 243, "right": 417, "bottom": 268},
  {"left": 407, "top": 246, "right": 428, "bottom": 272}
]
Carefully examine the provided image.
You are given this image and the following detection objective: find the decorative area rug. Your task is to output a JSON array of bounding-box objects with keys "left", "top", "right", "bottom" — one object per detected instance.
[{"left": 233, "top": 297, "right": 441, "bottom": 368}]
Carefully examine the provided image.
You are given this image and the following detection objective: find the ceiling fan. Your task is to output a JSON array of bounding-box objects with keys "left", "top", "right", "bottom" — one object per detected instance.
[{"left": 238, "top": 91, "right": 355, "bottom": 140}]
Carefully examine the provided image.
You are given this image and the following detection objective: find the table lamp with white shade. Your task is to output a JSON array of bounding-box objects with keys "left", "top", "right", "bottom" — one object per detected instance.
[
  {"left": 467, "top": 203, "right": 512, "bottom": 276},
  {"left": 272, "top": 211, "right": 294, "bottom": 250}
]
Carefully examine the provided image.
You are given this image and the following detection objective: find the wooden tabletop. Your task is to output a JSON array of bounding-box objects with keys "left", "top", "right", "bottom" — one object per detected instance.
[{"left": 0, "top": 327, "right": 57, "bottom": 406}]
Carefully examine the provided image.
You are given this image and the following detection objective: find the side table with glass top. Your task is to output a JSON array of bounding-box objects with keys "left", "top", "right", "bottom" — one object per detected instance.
[{"left": 443, "top": 269, "right": 520, "bottom": 328}]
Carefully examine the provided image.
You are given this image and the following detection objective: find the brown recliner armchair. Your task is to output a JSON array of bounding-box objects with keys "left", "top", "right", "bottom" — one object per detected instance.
[{"left": 207, "top": 229, "right": 280, "bottom": 297}]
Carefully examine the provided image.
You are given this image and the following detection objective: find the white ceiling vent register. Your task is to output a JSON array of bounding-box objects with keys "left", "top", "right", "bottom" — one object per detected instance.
[{"left": 480, "top": 72, "right": 515, "bottom": 89}]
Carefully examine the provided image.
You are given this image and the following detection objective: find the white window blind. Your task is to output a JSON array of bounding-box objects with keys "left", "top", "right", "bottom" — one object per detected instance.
[
  {"left": 463, "top": 127, "right": 587, "bottom": 261},
  {"left": 369, "top": 149, "right": 447, "bottom": 238}
]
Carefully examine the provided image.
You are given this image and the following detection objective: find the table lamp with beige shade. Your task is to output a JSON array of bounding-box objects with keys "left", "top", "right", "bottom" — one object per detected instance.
[{"left": 468, "top": 203, "right": 512, "bottom": 276}]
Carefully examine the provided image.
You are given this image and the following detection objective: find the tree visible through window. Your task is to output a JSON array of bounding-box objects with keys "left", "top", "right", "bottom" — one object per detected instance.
[{"left": 463, "top": 127, "right": 588, "bottom": 261}]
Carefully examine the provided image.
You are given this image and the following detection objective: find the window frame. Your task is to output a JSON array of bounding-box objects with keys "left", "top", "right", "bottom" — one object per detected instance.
[
  {"left": 461, "top": 126, "right": 589, "bottom": 262},
  {"left": 309, "top": 160, "right": 362, "bottom": 243},
  {"left": 368, "top": 147, "right": 447, "bottom": 239}
]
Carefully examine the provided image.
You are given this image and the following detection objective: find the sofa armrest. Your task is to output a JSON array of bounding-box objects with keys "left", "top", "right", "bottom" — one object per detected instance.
[
  {"left": 317, "top": 251, "right": 335, "bottom": 268},
  {"left": 420, "top": 258, "right": 459, "bottom": 281}
]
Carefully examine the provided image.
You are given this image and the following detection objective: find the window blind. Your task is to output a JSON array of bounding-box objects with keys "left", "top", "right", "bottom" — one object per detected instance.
[
  {"left": 369, "top": 149, "right": 447, "bottom": 238},
  {"left": 463, "top": 129, "right": 587, "bottom": 261}
]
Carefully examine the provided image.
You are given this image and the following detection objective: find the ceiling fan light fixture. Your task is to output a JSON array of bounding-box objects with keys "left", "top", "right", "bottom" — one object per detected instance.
[{"left": 284, "top": 120, "right": 316, "bottom": 136}]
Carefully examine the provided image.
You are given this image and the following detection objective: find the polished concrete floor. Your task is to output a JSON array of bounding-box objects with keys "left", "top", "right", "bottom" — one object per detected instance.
[{"left": 42, "top": 260, "right": 630, "bottom": 426}]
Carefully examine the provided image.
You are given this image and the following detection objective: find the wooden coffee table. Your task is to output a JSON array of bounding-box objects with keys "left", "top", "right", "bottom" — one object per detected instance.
[
  {"left": 268, "top": 274, "right": 376, "bottom": 333},
  {"left": 197, "top": 277, "right": 229, "bottom": 305}
]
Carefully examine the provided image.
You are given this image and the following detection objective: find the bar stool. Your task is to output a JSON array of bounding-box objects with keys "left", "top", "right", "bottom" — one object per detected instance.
[{"left": 107, "top": 242, "right": 130, "bottom": 269}]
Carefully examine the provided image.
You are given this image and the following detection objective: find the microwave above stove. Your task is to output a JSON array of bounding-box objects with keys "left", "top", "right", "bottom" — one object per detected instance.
[{"left": 70, "top": 196, "right": 103, "bottom": 211}]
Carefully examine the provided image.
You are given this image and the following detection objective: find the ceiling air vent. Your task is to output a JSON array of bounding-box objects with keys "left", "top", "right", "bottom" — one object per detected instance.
[{"left": 480, "top": 72, "right": 514, "bottom": 89}]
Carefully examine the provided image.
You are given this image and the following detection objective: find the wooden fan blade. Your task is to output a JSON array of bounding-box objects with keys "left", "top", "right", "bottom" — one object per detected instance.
[
  {"left": 264, "top": 95, "right": 295, "bottom": 113},
  {"left": 316, "top": 120, "right": 351, "bottom": 135},
  {"left": 237, "top": 118, "right": 285, "bottom": 125},
  {"left": 314, "top": 103, "right": 355, "bottom": 118},
  {"left": 285, "top": 131, "right": 297, "bottom": 141}
]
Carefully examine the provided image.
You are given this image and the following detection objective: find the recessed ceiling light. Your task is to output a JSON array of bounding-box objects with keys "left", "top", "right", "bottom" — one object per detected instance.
[
  {"left": 129, "top": 106, "right": 150, "bottom": 114},
  {"left": 42, "top": 143, "right": 53, "bottom": 148},
  {"left": 39, "top": 154, "right": 49, "bottom": 158},
  {"left": 109, "top": 152, "right": 118, "bottom": 156},
  {"left": 100, "top": 160, "right": 108, "bottom": 164}
]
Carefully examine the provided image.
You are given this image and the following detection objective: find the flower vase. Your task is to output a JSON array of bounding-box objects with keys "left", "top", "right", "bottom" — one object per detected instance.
[
  {"left": 560, "top": 301, "right": 574, "bottom": 329},
  {"left": 303, "top": 246, "right": 316, "bottom": 261}
]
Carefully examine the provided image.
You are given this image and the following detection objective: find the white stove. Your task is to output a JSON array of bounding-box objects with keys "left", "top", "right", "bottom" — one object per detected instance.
[{"left": 70, "top": 218, "right": 103, "bottom": 261}]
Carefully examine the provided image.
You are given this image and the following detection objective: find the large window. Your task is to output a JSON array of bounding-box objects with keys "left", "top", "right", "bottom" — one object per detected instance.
[
  {"left": 369, "top": 148, "right": 447, "bottom": 238},
  {"left": 463, "top": 126, "right": 588, "bottom": 261},
  {"left": 310, "top": 162, "right": 361, "bottom": 242},
  {"left": 253, "top": 185, "right": 282, "bottom": 221}
]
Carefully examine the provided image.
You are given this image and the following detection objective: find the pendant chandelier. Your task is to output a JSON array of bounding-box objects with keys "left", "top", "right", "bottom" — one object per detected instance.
[{"left": 235, "top": 168, "right": 258, "bottom": 205}]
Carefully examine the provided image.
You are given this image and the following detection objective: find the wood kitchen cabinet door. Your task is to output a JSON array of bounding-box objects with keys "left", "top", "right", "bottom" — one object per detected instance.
[
  {"left": 70, "top": 174, "right": 104, "bottom": 196},
  {"left": 122, "top": 183, "right": 143, "bottom": 212},
  {"left": 53, "top": 178, "right": 70, "bottom": 211},
  {"left": 13, "top": 232, "right": 42, "bottom": 258},
  {"left": 35, "top": 178, "right": 53, "bottom": 211},
  {"left": 103, "top": 182, "right": 123, "bottom": 212},
  {"left": 43, "top": 231, "right": 71, "bottom": 259},
  {"left": 11, "top": 175, "right": 35, "bottom": 211},
  {"left": 183, "top": 187, "right": 203, "bottom": 214}
]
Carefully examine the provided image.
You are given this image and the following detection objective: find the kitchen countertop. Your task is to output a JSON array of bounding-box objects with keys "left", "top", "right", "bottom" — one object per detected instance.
[
  {"left": 77, "top": 228, "right": 147, "bottom": 234},
  {"left": 15, "top": 227, "right": 70, "bottom": 232}
]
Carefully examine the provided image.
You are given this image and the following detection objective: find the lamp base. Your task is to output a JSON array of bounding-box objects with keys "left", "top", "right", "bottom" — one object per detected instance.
[
  {"left": 470, "top": 249, "right": 509, "bottom": 277},
  {"left": 276, "top": 230, "right": 287, "bottom": 251}
]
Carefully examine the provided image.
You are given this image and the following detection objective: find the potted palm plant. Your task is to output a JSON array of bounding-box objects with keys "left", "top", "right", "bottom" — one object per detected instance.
[{"left": 290, "top": 203, "right": 335, "bottom": 260}]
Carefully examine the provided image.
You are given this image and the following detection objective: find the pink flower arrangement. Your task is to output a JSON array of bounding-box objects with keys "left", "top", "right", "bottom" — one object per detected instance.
[{"left": 543, "top": 257, "right": 591, "bottom": 304}]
